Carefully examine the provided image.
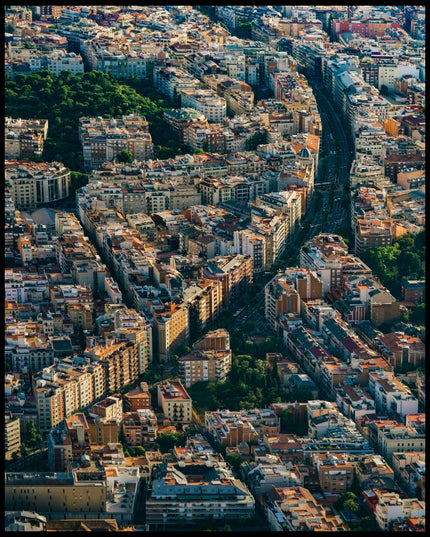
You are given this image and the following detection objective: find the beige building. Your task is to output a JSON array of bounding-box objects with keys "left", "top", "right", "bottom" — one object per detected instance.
[
  {"left": 4, "top": 471, "right": 107, "bottom": 518},
  {"left": 157, "top": 380, "right": 192, "bottom": 425},
  {"left": 178, "top": 329, "right": 232, "bottom": 388},
  {"left": 265, "top": 486, "right": 342, "bottom": 531},
  {"left": 152, "top": 303, "right": 189, "bottom": 362},
  {"left": 313, "top": 452, "right": 354, "bottom": 495},
  {"left": 5, "top": 412, "right": 21, "bottom": 460},
  {"left": 91, "top": 394, "right": 123, "bottom": 424},
  {"left": 6, "top": 161, "right": 71, "bottom": 210},
  {"left": 203, "top": 254, "right": 253, "bottom": 307},
  {"left": 373, "top": 489, "right": 425, "bottom": 531},
  {"left": 34, "top": 359, "right": 104, "bottom": 434},
  {"left": 79, "top": 114, "right": 153, "bottom": 171},
  {"left": 5, "top": 117, "right": 48, "bottom": 160}
]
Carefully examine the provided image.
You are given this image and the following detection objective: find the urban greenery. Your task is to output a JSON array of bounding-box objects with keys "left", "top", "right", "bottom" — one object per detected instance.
[
  {"left": 5, "top": 70, "right": 190, "bottom": 172},
  {"left": 361, "top": 230, "right": 425, "bottom": 299}
]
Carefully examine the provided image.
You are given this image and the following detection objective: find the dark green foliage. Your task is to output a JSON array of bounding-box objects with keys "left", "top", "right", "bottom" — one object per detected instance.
[
  {"left": 116, "top": 150, "right": 133, "bottom": 164},
  {"left": 5, "top": 70, "right": 188, "bottom": 172},
  {"left": 280, "top": 407, "right": 309, "bottom": 436},
  {"left": 234, "top": 22, "right": 252, "bottom": 39},
  {"left": 26, "top": 420, "right": 37, "bottom": 446},
  {"left": 410, "top": 303, "right": 425, "bottom": 325},
  {"left": 224, "top": 452, "right": 242, "bottom": 472},
  {"left": 334, "top": 492, "right": 359, "bottom": 513},
  {"left": 154, "top": 431, "right": 186, "bottom": 453},
  {"left": 361, "top": 231, "right": 425, "bottom": 300},
  {"left": 189, "top": 349, "right": 309, "bottom": 413},
  {"left": 245, "top": 130, "right": 268, "bottom": 151}
]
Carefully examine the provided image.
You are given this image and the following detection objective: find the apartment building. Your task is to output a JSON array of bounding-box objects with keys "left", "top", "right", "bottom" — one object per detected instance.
[
  {"left": 83, "top": 37, "right": 152, "bottom": 79},
  {"left": 233, "top": 229, "right": 266, "bottom": 273},
  {"left": 122, "top": 408, "right": 158, "bottom": 447},
  {"left": 33, "top": 357, "right": 105, "bottom": 433},
  {"left": 312, "top": 452, "right": 354, "bottom": 495},
  {"left": 84, "top": 338, "right": 140, "bottom": 396},
  {"left": 300, "top": 234, "right": 349, "bottom": 294},
  {"left": 264, "top": 276, "right": 300, "bottom": 331},
  {"left": 5, "top": 117, "right": 48, "bottom": 160},
  {"left": 356, "top": 454, "right": 395, "bottom": 486},
  {"left": 354, "top": 217, "right": 395, "bottom": 255},
  {"left": 163, "top": 107, "right": 207, "bottom": 138},
  {"left": 376, "top": 331, "right": 425, "bottom": 369},
  {"left": 87, "top": 416, "right": 119, "bottom": 447},
  {"left": 335, "top": 385, "right": 375, "bottom": 421},
  {"left": 401, "top": 280, "right": 425, "bottom": 305},
  {"left": 79, "top": 114, "right": 153, "bottom": 171},
  {"left": 157, "top": 380, "right": 192, "bottom": 425},
  {"left": 178, "top": 329, "right": 232, "bottom": 388},
  {"left": 183, "top": 278, "right": 223, "bottom": 337},
  {"left": 371, "top": 374, "right": 419, "bottom": 418},
  {"left": 376, "top": 424, "right": 425, "bottom": 465},
  {"left": 6, "top": 161, "right": 71, "bottom": 210},
  {"left": 152, "top": 302, "right": 189, "bottom": 362},
  {"left": 5, "top": 412, "right": 21, "bottom": 460},
  {"left": 91, "top": 394, "right": 123, "bottom": 424},
  {"left": 153, "top": 65, "right": 200, "bottom": 101},
  {"left": 203, "top": 254, "right": 253, "bottom": 307},
  {"left": 4, "top": 471, "right": 107, "bottom": 519},
  {"left": 371, "top": 489, "right": 425, "bottom": 531},
  {"left": 243, "top": 454, "right": 302, "bottom": 495},
  {"left": 265, "top": 486, "right": 341, "bottom": 532},
  {"left": 205, "top": 410, "right": 260, "bottom": 447},
  {"left": 179, "top": 88, "right": 227, "bottom": 123},
  {"left": 123, "top": 382, "right": 151, "bottom": 412},
  {"left": 47, "top": 427, "right": 73, "bottom": 472},
  {"left": 146, "top": 460, "right": 254, "bottom": 528}
]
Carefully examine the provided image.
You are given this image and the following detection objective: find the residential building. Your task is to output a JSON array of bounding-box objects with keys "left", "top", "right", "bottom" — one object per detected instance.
[
  {"left": 178, "top": 329, "right": 232, "bottom": 388},
  {"left": 312, "top": 452, "right": 354, "bottom": 495},
  {"left": 264, "top": 486, "right": 342, "bottom": 532},
  {"left": 203, "top": 254, "right": 253, "bottom": 307},
  {"left": 79, "top": 114, "right": 153, "bottom": 171},
  {"left": 152, "top": 302, "right": 189, "bottom": 362},
  {"left": 6, "top": 161, "right": 71, "bottom": 210},
  {"left": 91, "top": 394, "right": 123, "bottom": 425},
  {"left": 123, "top": 382, "right": 151, "bottom": 412},
  {"left": 146, "top": 460, "right": 255, "bottom": 528},
  {"left": 157, "top": 380, "right": 192, "bottom": 425},
  {"left": 205, "top": 410, "right": 260, "bottom": 447},
  {"left": 5, "top": 412, "right": 21, "bottom": 460},
  {"left": 4, "top": 470, "right": 107, "bottom": 519},
  {"left": 5, "top": 117, "right": 48, "bottom": 160}
]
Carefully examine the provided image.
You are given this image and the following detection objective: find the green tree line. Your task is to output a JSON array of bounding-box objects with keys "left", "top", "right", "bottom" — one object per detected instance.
[
  {"left": 361, "top": 230, "right": 425, "bottom": 300},
  {"left": 5, "top": 70, "right": 189, "bottom": 172},
  {"left": 189, "top": 353, "right": 314, "bottom": 413}
]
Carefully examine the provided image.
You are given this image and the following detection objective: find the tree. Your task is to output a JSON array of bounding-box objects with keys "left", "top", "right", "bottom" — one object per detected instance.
[
  {"left": 225, "top": 452, "right": 242, "bottom": 473},
  {"left": 334, "top": 492, "right": 359, "bottom": 513},
  {"left": 26, "top": 420, "right": 37, "bottom": 447},
  {"left": 134, "top": 445, "right": 146, "bottom": 457},
  {"left": 410, "top": 303, "right": 425, "bottom": 325},
  {"left": 116, "top": 149, "right": 133, "bottom": 164},
  {"left": 344, "top": 498, "right": 359, "bottom": 514},
  {"left": 155, "top": 432, "right": 183, "bottom": 453},
  {"left": 235, "top": 22, "right": 252, "bottom": 39}
]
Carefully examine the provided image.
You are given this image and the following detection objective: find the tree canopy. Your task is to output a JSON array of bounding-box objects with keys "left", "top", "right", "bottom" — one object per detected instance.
[
  {"left": 361, "top": 230, "right": 425, "bottom": 299},
  {"left": 5, "top": 70, "right": 187, "bottom": 172}
]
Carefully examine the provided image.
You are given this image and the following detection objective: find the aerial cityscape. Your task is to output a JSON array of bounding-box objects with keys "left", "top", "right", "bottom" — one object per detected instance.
[{"left": 4, "top": 4, "right": 425, "bottom": 532}]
